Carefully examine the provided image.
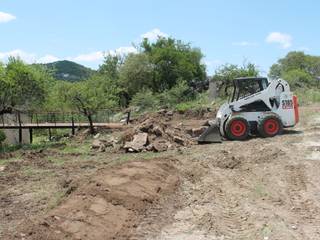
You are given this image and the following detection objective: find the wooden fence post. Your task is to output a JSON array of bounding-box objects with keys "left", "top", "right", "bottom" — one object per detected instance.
[
  {"left": 71, "top": 113, "right": 75, "bottom": 135},
  {"left": 18, "top": 112, "right": 22, "bottom": 144}
]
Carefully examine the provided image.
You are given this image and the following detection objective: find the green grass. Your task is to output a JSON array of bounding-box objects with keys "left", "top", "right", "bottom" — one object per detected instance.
[
  {"left": 46, "top": 156, "right": 65, "bottom": 166},
  {"left": 60, "top": 141, "right": 91, "bottom": 155}
]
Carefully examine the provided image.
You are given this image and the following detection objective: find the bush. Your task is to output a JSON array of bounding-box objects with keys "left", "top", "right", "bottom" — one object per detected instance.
[
  {"left": 160, "top": 80, "right": 194, "bottom": 107},
  {"left": 131, "top": 89, "right": 160, "bottom": 112},
  {"left": 296, "top": 88, "right": 320, "bottom": 105}
]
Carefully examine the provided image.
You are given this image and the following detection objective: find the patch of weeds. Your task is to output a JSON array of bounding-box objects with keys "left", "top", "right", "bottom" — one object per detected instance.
[
  {"left": 0, "top": 159, "right": 9, "bottom": 165},
  {"left": 261, "top": 224, "right": 273, "bottom": 239},
  {"left": 47, "top": 191, "right": 66, "bottom": 210},
  {"left": 253, "top": 184, "right": 268, "bottom": 198},
  {"left": 60, "top": 142, "right": 91, "bottom": 155},
  {"left": 47, "top": 156, "right": 65, "bottom": 166},
  {"left": 22, "top": 166, "right": 37, "bottom": 177}
]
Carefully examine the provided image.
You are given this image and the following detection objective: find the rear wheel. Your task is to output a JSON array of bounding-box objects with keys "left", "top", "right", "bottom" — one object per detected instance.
[
  {"left": 258, "top": 115, "right": 283, "bottom": 138},
  {"left": 225, "top": 117, "right": 250, "bottom": 140}
]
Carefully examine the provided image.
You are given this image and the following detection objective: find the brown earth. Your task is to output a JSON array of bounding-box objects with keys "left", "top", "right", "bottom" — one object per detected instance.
[{"left": 1, "top": 106, "right": 320, "bottom": 240}]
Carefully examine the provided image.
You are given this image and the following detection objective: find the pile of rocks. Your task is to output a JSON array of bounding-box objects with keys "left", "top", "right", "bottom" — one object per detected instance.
[{"left": 122, "top": 117, "right": 196, "bottom": 153}]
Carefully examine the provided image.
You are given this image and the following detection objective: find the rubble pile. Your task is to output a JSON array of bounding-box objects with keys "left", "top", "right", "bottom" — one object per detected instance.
[
  {"left": 122, "top": 115, "right": 196, "bottom": 153},
  {"left": 90, "top": 109, "right": 211, "bottom": 153}
]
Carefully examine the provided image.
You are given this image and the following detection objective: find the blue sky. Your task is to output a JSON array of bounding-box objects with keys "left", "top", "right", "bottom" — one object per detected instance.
[{"left": 0, "top": 0, "right": 318, "bottom": 75}]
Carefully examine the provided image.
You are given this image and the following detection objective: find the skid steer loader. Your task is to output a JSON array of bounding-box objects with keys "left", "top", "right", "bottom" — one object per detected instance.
[{"left": 198, "top": 77, "right": 299, "bottom": 143}]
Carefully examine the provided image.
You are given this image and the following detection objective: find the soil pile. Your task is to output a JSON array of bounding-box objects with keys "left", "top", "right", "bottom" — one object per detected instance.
[{"left": 16, "top": 159, "right": 179, "bottom": 240}]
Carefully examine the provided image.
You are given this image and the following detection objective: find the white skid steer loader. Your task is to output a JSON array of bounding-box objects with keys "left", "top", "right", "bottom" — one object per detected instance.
[{"left": 198, "top": 77, "right": 299, "bottom": 143}]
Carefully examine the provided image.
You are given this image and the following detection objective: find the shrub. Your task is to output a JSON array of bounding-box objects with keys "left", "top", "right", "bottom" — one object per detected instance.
[
  {"left": 131, "top": 89, "right": 160, "bottom": 112},
  {"left": 160, "top": 80, "right": 194, "bottom": 107}
]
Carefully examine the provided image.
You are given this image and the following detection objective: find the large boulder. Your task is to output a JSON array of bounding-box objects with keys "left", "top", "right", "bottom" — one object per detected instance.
[{"left": 124, "top": 133, "right": 148, "bottom": 152}]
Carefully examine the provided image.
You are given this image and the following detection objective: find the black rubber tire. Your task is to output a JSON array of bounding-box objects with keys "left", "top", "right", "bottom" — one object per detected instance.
[
  {"left": 258, "top": 115, "right": 283, "bottom": 138},
  {"left": 225, "top": 116, "right": 250, "bottom": 141}
]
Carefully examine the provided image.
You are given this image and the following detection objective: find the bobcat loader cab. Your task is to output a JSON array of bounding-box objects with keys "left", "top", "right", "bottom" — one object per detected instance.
[{"left": 198, "top": 77, "right": 299, "bottom": 143}]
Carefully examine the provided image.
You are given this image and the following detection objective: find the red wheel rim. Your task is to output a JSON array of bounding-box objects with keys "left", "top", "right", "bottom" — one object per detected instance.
[
  {"left": 230, "top": 120, "right": 247, "bottom": 137},
  {"left": 264, "top": 119, "right": 279, "bottom": 135}
]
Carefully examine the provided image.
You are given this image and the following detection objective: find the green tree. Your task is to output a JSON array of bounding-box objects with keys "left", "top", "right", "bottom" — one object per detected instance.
[
  {"left": 64, "top": 74, "right": 121, "bottom": 134},
  {"left": 119, "top": 37, "right": 206, "bottom": 99},
  {"left": 141, "top": 37, "right": 206, "bottom": 92},
  {"left": 213, "top": 63, "right": 259, "bottom": 96},
  {"left": 269, "top": 51, "right": 320, "bottom": 89},
  {"left": 99, "top": 54, "right": 124, "bottom": 79},
  {"left": 0, "top": 57, "right": 52, "bottom": 114},
  {"left": 119, "top": 53, "right": 154, "bottom": 97}
]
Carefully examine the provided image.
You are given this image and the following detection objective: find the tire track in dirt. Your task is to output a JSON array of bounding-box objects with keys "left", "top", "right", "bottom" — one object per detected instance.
[{"left": 147, "top": 108, "right": 320, "bottom": 240}]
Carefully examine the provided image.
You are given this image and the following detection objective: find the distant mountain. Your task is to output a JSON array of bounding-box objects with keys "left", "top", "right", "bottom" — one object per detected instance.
[{"left": 39, "top": 60, "right": 96, "bottom": 82}]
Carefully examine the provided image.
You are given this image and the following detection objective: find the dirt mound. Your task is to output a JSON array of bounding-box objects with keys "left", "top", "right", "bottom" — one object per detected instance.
[
  {"left": 122, "top": 114, "right": 195, "bottom": 153},
  {"left": 15, "top": 158, "right": 179, "bottom": 240}
]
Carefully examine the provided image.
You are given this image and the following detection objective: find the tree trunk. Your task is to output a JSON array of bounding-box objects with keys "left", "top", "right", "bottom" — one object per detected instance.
[{"left": 87, "top": 114, "right": 95, "bottom": 135}]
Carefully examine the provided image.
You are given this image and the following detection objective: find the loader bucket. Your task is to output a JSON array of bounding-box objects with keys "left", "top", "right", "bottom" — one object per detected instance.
[{"left": 198, "top": 124, "right": 222, "bottom": 144}]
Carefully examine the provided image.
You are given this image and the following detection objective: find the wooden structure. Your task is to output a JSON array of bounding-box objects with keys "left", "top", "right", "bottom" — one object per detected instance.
[{"left": 0, "top": 110, "right": 129, "bottom": 144}]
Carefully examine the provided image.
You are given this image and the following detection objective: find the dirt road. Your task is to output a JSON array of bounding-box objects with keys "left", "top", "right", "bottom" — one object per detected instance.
[
  {"left": 144, "top": 106, "right": 320, "bottom": 240},
  {"left": 1, "top": 106, "right": 320, "bottom": 239}
]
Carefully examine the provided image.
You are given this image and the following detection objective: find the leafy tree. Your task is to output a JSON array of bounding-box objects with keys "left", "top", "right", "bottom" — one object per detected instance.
[
  {"left": 99, "top": 54, "right": 124, "bottom": 79},
  {"left": 282, "top": 69, "right": 314, "bottom": 89},
  {"left": 119, "top": 37, "right": 206, "bottom": 99},
  {"left": 269, "top": 51, "right": 320, "bottom": 89},
  {"left": 64, "top": 74, "right": 120, "bottom": 134},
  {"left": 213, "top": 63, "right": 259, "bottom": 96},
  {"left": 141, "top": 37, "right": 207, "bottom": 92},
  {"left": 0, "top": 57, "right": 52, "bottom": 115},
  {"left": 119, "top": 53, "right": 154, "bottom": 97}
]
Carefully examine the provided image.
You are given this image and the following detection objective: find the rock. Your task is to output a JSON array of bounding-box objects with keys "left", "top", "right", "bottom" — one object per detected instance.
[
  {"left": 202, "top": 120, "right": 211, "bottom": 126},
  {"left": 93, "top": 133, "right": 101, "bottom": 139},
  {"left": 191, "top": 127, "right": 207, "bottom": 137},
  {"left": 152, "top": 126, "right": 164, "bottom": 136},
  {"left": 92, "top": 139, "right": 104, "bottom": 149},
  {"left": 153, "top": 140, "right": 169, "bottom": 152},
  {"left": 138, "top": 119, "right": 154, "bottom": 132},
  {"left": 98, "top": 144, "right": 106, "bottom": 152},
  {"left": 173, "top": 136, "right": 185, "bottom": 145},
  {"left": 166, "top": 111, "right": 174, "bottom": 116},
  {"left": 0, "top": 166, "right": 5, "bottom": 172},
  {"left": 157, "top": 109, "right": 167, "bottom": 115},
  {"left": 124, "top": 133, "right": 148, "bottom": 152}
]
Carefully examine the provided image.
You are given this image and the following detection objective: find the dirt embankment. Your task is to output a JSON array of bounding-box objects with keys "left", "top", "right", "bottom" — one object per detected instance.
[{"left": 10, "top": 159, "right": 179, "bottom": 240}]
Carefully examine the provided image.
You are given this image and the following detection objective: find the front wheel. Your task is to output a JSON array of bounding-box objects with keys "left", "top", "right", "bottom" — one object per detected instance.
[
  {"left": 225, "top": 117, "right": 250, "bottom": 140},
  {"left": 258, "top": 115, "right": 283, "bottom": 138}
]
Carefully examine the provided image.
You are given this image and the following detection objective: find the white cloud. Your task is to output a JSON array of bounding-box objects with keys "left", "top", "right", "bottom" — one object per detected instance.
[
  {"left": 70, "top": 51, "right": 104, "bottom": 62},
  {"left": 0, "top": 49, "right": 36, "bottom": 63},
  {"left": 232, "top": 41, "right": 258, "bottom": 47},
  {"left": 266, "top": 32, "right": 292, "bottom": 49},
  {"left": 0, "top": 11, "right": 16, "bottom": 23},
  {"left": 141, "top": 28, "right": 168, "bottom": 41},
  {"left": 0, "top": 50, "right": 60, "bottom": 64},
  {"left": 37, "top": 55, "right": 60, "bottom": 63},
  {"left": 108, "top": 46, "right": 137, "bottom": 56},
  {"left": 70, "top": 46, "right": 137, "bottom": 62}
]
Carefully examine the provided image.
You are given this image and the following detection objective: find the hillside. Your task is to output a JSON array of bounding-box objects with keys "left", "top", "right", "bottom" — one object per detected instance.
[{"left": 39, "top": 60, "right": 95, "bottom": 82}]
